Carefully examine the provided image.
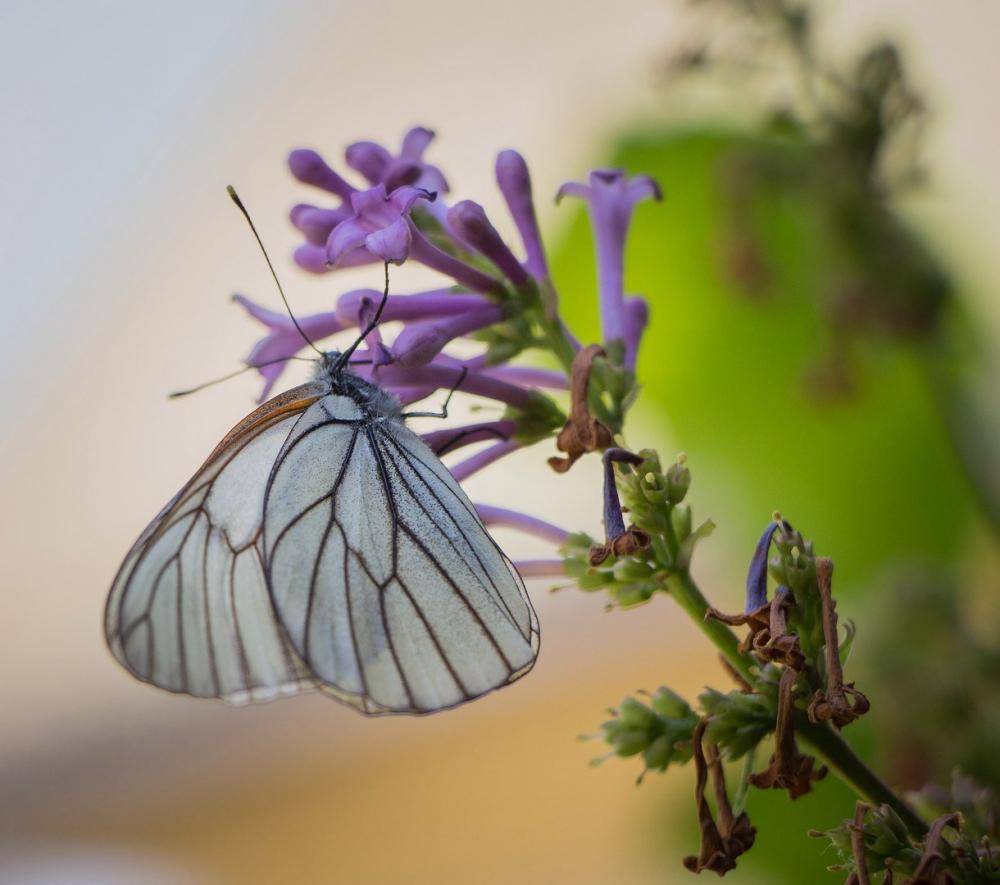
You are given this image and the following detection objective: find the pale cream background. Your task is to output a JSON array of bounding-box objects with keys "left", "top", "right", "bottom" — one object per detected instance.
[{"left": 1, "top": 2, "right": 997, "bottom": 882}]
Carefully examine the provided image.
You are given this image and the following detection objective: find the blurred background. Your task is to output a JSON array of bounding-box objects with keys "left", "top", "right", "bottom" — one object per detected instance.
[{"left": 2, "top": 1, "right": 997, "bottom": 882}]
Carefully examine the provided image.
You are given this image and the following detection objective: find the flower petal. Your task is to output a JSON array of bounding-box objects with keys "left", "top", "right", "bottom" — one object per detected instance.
[
  {"left": 327, "top": 218, "right": 371, "bottom": 265},
  {"left": 401, "top": 126, "right": 435, "bottom": 159},
  {"left": 345, "top": 141, "right": 392, "bottom": 183},
  {"left": 365, "top": 216, "right": 412, "bottom": 264}
]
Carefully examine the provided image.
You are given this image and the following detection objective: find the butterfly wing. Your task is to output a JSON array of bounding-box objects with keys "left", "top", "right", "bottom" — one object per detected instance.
[
  {"left": 263, "top": 395, "right": 539, "bottom": 715},
  {"left": 105, "top": 382, "right": 326, "bottom": 704}
]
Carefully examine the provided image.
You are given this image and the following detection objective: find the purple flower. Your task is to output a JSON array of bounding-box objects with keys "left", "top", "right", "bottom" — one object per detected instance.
[
  {"left": 745, "top": 521, "right": 780, "bottom": 612},
  {"left": 290, "top": 203, "right": 352, "bottom": 246},
  {"left": 557, "top": 169, "right": 661, "bottom": 352},
  {"left": 474, "top": 504, "right": 569, "bottom": 545},
  {"left": 495, "top": 149, "right": 549, "bottom": 282},
  {"left": 449, "top": 440, "right": 521, "bottom": 482},
  {"left": 421, "top": 420, "right": 517, "bottom": 456},
  {"left": 288, "top": 149, "right": 355, "bottom": 201},
  {"left": 510, "top": 560, "right": 567, "bottom": 578},
  {"left": 294, "top": 242, "right": 377, "bottom": 274},
  {"left": 589, "top": 448, "right": 651, "bottom": 565},
  {"left": 391, "top": 303, "right": 505, "bottom": 367},
  {"left": 335, "top": 289, "right": 492, "bottom": 325},
  {"left": 623, "top": 296, "right": 649, "bottom": 371},
  {"left": 328, "top": 184, "right": 434, "bottom": 266},
  {"left": 326, "top": 185, "right": 504, "bottom": 294},
  {"left": 353, "top": 361, "right": 539, "bottom": 411},
  {"left": 447, "top": 200, "right": 529, "bottom": 287},
  {"left": 346, "top": 126, "right": 449, "bottom": 194},
  {"left": 233, "top": 296, "right": 344, "bottom": 401}
]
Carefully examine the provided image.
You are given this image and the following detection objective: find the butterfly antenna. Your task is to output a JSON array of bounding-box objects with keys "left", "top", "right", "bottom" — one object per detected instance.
[
  {"left": 168, "top": 356, "right": 314, "bottom": 399},
  {"left": 227, "top": 185, "right": 324, "bottom": 359},
  {"left": 334, "top": 260, "right": 391, "bottom": 372}
]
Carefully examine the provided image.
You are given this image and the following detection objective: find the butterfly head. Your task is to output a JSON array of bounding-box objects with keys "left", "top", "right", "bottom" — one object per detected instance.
[{"left": 315, "top": 351, "right": 402, "bottom": 419}]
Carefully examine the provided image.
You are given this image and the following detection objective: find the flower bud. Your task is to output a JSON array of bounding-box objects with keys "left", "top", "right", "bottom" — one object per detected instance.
[
  {"left": 665, "top": 454, "right": 691, "bottom": 504},
  {"left": 643, "top": 735, "right": 673, "bottom": 771},
  {"left": 618, "top": 697, "right": 658, "bottom": 729},
  {"left": 650, "top": 687, "right": 693, "bottom": 719}
]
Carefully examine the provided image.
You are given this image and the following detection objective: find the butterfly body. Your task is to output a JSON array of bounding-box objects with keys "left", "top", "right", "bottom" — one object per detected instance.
[{"left": 105, "top": 357, "right": 538, "bottom": 714}]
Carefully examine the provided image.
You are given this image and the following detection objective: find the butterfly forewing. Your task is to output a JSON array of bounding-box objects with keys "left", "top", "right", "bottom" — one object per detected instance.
[
  {"left": 105, "top": 383, "right": 325, "bottom": 703},
  {"left": 263, "top": 394, "right": 539, "bottom": 714}
]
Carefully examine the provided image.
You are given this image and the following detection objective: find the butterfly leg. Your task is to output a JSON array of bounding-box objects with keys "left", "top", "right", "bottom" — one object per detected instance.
[{"left": 401, "top": 366, "right": 469, "bottom": 421}]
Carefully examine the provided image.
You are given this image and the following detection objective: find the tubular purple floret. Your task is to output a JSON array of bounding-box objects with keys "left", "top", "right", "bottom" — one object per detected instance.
[
  {"left": 351, "top": 360, "right": 538, "bottom": 409},
  {"left": 495, "top": 149, "right": 549, "bottom": 281},
  {"left": 478, "top": 365, "right": 569, "bottom": 390},
  {"left": 623, "top": 295, "right": 649, "bottom": 371},
  {"left": 290, "top": 204, "right": 352, "bottom": 246},
  {"left": 391, "top": 304, "right": 506, "bottom": 367},
  {"left": 234, "top": 295, "right": 345, "bottom": 401},
  {"left": 389, "top": 385, "right": 439, "bottom": 406},
  {"left": 406, "top": 223, "right": 506, "bottom": 295},
  {"left": 448, "top": 440, "right": 521, "bottom": 482},
  {"left": 295, "top": 243, "right": 377, "bottom": 274},
  {"left": 328, "top": 184, "right": 434, "bottom": 266},
  {"left": 746, "top": 521, "right": 780, "bottom": 613},
  {"left": 512, "top": 560, "right": 568, "bottom": 578},
  {"left": 345, "top": 141, "right": 393, "bottom": 184},
  {"left": 288, "top": 149, "right": 356, "bottom": 200},
  {"left": 474, "top": 504, "right": 570, "bottom": 545},
  {"left": 335, "top": 289, "right": 491, "bottom": 325},
  {"left": 421, "top": 420, "right": 517, "bottom": 455},
  {"left": 557, "top": 169, "right": 661, "bottom": 351},
  {"left": 447, "top": 200, "right": 529, "bottom": 287},
  {"left": 354, "top": 292, "right": 391, "bottom": 366},
  {"left": 587, "top": 448, "right": 650, "bottom": 566}
]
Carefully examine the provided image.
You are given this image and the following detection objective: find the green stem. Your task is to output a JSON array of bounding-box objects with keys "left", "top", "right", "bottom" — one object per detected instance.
[
  {"left": 666, "top": 571, "right": 754, "bottom": 683},
  {"left": 797, "top": 720, "right": 926, "bottom": 838},
  {"left": 538, "top": 310, "right": 577, "bottom": 375},
  {"left": 665, "top": 570, "right": 927, "bottom": 839}
]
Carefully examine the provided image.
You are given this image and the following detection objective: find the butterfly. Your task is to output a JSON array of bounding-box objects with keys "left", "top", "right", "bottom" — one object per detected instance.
[{"left": 104, "top": 191, "right": 538, "bottom": 715}]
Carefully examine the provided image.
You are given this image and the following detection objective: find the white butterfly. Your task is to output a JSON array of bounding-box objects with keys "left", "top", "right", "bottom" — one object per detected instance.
[{"left": 104, "top": 347, "right": 539, "bottom": 714}]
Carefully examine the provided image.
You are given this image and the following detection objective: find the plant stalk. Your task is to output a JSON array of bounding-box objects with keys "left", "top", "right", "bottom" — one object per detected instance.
[{"left": 665, "top": 570, "right": 927, "bottom": 839}]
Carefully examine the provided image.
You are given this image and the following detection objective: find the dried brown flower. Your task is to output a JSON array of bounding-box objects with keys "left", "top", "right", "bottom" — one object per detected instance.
[
  {"left": 749, "top": 668, "right": 827, "bottom": 800},
  {"left": 706, "top": 586, "right": 805, "bottom": 670},
  {"left": 906, "top": 812, "right": 961, "bottom": 884},
  {"left": 807, "top": 558, "right": 870, "bottom": 728},
  {"left": 548, "top": 344, "right": 613, "bottom": 473},
  {"left": 683, "top": 719, "right": 757, "bottom": 875}
]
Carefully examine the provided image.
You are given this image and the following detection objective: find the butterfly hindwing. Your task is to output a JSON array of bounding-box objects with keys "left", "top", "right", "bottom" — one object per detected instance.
[
  {"left": 105, "top": 383, "right": 325, "bottom": 703},
  {"left": 263, "top": 394, "right": 539, "bottom": 714}
]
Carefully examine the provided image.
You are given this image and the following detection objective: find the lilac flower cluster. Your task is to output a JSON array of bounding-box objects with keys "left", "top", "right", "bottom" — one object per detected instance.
[{"left": 235, "top": 126, "right": 659, "bottom": 579}]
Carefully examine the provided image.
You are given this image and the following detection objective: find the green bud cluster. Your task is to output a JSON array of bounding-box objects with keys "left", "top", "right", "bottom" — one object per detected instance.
[
  {"left": 600, "top": 688, "right": 699, "bottom": 775},
  {"left": 699, "top": 664, "right": 782, "bottom": 759},
  {"left": 586, "top": 348, "right": 637, "bottom": 435},
  {"left": 769, "top": 521, "right": 825, "bottom": 662},
  {"left": 616, "top": 450, "right": 714, "bottom": 573},
  {"left": 503, "top": 391, "right": 566, "bottom": 446},
  {"left": 561, "top": 532, "right": 660, "bottom": 607},
  {"left": 910, "top": 771, "right": 999, "bottom": 846},
  {"left": 811, "top": 804, "right": 922, "bottom": 879},
  {"left": 560, "top": 451, "right": 715, "bottom": 608}
]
